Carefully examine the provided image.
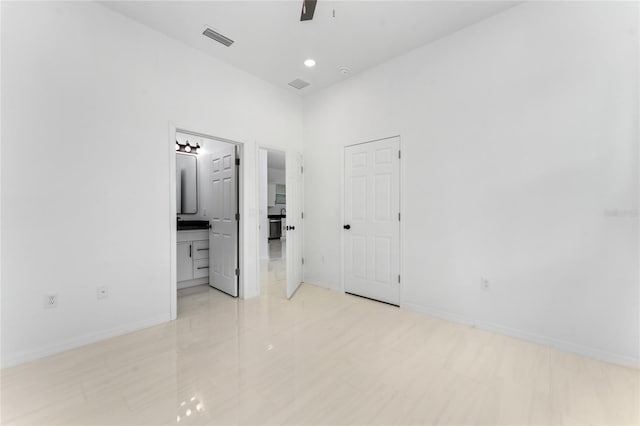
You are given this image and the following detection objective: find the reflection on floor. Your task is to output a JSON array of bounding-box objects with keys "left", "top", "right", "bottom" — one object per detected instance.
[
  {"left": 1, "top": 248, "right": 639, "bottom": 425},
  {"left": 261, "top": 238, "right": 286, "bottom": 299}
]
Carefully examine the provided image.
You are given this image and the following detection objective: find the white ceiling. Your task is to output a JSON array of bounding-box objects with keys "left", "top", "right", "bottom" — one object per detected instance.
[{"left": 101, "top": 1, "right": 517, "bottom": 95}]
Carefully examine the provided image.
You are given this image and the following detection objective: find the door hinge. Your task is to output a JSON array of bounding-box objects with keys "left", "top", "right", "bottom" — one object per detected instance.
[
  {"left": 235, "top": 158, "right": 240, "bottom": 166},
  {"left": 398, "top": 150, "right": 401, "bottom": 159},
  {"left": 301, "top": 166, "right": 304, "bottom": 174},
  {"left": 235, "top": 268, "right": 239, "bottom": 276},
  {"left": 398, "top": 275, "right": 400, "bottom": 284},
  {"left": 302, "top": 257, "right": 305, "bottom": 265},
  {"left": 301, "top": 212, "right": 304, "bottom": 219},
  {"left": 398, "top": 212, "right": 401, "bottom": 221},
  {"left": 235, "top": 213, "right": 240, "bottom": 221}
]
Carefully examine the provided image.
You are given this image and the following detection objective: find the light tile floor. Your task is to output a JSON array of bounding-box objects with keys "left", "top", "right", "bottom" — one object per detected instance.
[
  {"left": 2, "top": 241, "right": 638, "bottom": 425},
  {"left": 260, "top": 239, "right": 287, "bottom": 300}
]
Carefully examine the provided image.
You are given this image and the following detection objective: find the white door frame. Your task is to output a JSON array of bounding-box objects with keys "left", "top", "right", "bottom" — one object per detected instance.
[
  {"left": 168, "top": 123, "right": 245, "bottom": 320},
  {"left": 340, "top": 135, "right": 404, "bottom": 304},
  {"left": 255, "top": 144, "right": 287, "bottom": 298}
]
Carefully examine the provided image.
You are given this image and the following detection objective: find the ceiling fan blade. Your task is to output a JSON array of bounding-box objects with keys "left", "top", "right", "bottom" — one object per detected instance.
[{"left": 300, "top": 0, "right": 317, "bottom": 21}]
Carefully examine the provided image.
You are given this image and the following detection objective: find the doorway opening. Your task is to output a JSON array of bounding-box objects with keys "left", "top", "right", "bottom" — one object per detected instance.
[
  {"left": 258, "top": 147, "right": 304, "bottom": 300},
  {"left": 259, "top": 148, "right": 287, "bottom": 298},
  {"left": 170, "top": 128, "right": 243, "bottom": 319}
]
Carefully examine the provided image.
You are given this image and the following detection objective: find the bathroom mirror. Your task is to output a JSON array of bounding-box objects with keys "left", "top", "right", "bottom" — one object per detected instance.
[{"left": 176, "top": 154, "right": 198, "bottom": 214}]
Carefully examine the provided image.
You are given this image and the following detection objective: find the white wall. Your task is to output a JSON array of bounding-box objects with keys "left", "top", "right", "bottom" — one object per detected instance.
[
  {"left": 303, "top": 2, "right": 639, "bottom": 366},
  {"left": 268, "top": 167, "right": 286, "bottom": 184},
  {"left": 267, "top": 167, "right": 287, "bottom": 214},
  {"left": 1, "top": 1, "right": 302, "bottom": 367}
]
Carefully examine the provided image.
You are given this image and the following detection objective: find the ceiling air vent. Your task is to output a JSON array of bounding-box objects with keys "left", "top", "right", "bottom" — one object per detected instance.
[
  {"left": 288, "top": 79, "right": 310, "bottom": 90},
  {"left": 202, "top": 27, "right": 234, "bottom": 47}
]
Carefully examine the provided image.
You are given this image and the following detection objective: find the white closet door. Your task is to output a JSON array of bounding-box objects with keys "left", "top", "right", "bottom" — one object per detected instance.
[
  {"left": 208, "top": 144, "right": 238, "bottom": 297},
  {"left": 344, "top": 137, "right": 400, "bottom": 305},
  {"left": 286, "top": 152, "right": 304, "bottom": 299}
]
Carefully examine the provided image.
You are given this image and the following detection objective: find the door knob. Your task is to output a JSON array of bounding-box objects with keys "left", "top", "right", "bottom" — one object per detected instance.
[{"left": 343, "top": 224, "right": 351, "bottom": 230}]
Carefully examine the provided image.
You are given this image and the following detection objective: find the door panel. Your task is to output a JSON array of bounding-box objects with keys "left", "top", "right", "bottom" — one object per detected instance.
[
  {"left": 374, "top": 174, "right": 392, "bottom": 221},
  {"left": 374, "top": 236, "right": 392, "bottom": 283},
  {"left": 208, "top": 144, "right": 238, "bottom": 297},
  {"left": 344, "top": 137, "right": 400, "bottom": 305},
  {"left": 352, "top": 236, "right": 367, "bottom": 279},
  {"left": 351, "top": 176, "right": 367, "bottom": 221}
]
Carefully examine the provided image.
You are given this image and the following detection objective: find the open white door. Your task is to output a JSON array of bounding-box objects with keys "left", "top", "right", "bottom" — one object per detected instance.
[
  {"left": 208, "top": 144, "right": 238, "bottom": 297},
  {"left": 285, "top": 152, "right": 303, "bottom": 299},
  {"left": 344, "top": 137, "right": 400, "bottom": 305}
]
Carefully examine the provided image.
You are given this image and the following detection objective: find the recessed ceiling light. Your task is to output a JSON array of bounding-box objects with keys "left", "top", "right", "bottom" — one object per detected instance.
[{"left": 304, "top": 58, "right": 316, "bottom": 68}]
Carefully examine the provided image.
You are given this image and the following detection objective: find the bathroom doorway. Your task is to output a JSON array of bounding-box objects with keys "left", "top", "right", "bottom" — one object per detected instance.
[{"left": 169, "top": 127, "right": 244, "bottom": 319}]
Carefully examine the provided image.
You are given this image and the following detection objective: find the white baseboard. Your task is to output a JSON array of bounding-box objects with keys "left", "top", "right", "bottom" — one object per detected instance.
[
  {"left": 177, "top": 277, "right": 208, "bottom": 290},
  {"left": 1, "top": 314, "right": 171, "bottom": 369},
  {"left": 302, "top": 277, "right": 339, "bottom": 291},
  {"left": 402, "top": 302, "right": 639, "bottom": 369}
]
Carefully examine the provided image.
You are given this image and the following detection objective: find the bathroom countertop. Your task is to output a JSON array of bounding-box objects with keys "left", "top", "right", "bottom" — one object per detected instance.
[{"left": 177, "top": 220, "right": 210, "bottom": 231}]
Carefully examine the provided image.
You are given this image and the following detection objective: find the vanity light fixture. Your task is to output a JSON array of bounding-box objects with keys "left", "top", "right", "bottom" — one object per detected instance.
[{"left": 175, "top": 140, "right": 201, "bottom": 154}]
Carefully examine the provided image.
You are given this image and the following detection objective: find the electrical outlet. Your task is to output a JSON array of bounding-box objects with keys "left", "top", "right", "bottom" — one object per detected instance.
[
  {"left": 44, "top": 294, "right": 58, "bottom": 308},
  {"left": 97, "top": 286, "right": 108, "bottom": 300},
  {"left": 480, "top": 277, "right": 490, "bottom": 291}
]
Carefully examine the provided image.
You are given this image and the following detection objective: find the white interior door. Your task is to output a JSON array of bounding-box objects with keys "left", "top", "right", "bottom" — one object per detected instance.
[
  {"left": 286, "top": 152, "right": 304, "bottom": 299},
  {"left": 344, "top": 137, "right": 400, "bottom": 305},
  {"left": 208, "top": 144, "right": 238, "bottom": 297}
]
